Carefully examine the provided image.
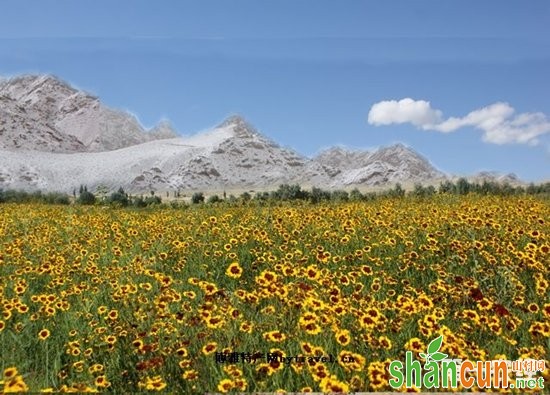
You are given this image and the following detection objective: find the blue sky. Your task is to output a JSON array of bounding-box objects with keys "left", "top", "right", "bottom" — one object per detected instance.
[{"left": 1, "top": 0, "right": 549, "bottom": 181}]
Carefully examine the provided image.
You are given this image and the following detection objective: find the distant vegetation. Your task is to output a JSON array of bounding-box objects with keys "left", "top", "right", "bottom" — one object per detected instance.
[
  {"left": 0, "top": 178, "right": 549, "bottom": 207},
  {"left": 0, "top": 189, "right": 71, "bottom": 205}
]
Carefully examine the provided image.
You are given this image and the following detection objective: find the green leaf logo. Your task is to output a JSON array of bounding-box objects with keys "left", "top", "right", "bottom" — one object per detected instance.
[
  {"left": 421, "top": 335, "right": 448, "bottom": 365},
  {"left": 430, "top": 352, "right": 448, "bottom": 362},
  {"left": 427, "top": 335, "right": 443, "bottom": 354}
]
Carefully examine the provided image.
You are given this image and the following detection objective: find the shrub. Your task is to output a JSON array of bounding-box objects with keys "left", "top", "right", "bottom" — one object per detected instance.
[
  {"left": 410, "top": 184, "right": 436, "bottom": 198},
  {"left": 2, "top": 190, "right": 29, "bottom": 203},
  {"left": 77, "top": 190, "right": 96, "bottom": 205},
  {"left": 191, "top": 192, "right": 205, "bottom": 204},
  {"left": 45, "top": 192, "right": 71, "bottom": 205},
  {"left": 132, "top": 196, "right": 147, "bottom": 208},
  {"left": 239, "top": 192, "right": 251, "bottom": 202},
  {"left": 144, "top": 196, "right": 162, "bottom": 206},
  {"left": 310, "top": 187, "right": 331, "bottom": 203},
  {"left": 331, "top": 190, "right": 349, "bottom": 202},
  {"left": 271, "top": 184, "right": 309, "bottom": 201},
  {"left": 349, "top": 188, "right": 363, "bottom": 201},
  {"left": 108, "top": 187, "right": 129, "bottom": 207},
  {"left": 254, "top": 192, "right": 270, "bottom": 201},
  {"left": 456, "top": 178, "right": 471, "bottom": 195},
  {"left": 439, "top": 180, "right": 455, "bottom": 194},
  {"left": 389, "top": 183, "right": 405, "bottom": 198},
  {"left": 207, "top": 195, "right": 221, "bottom": 204}
]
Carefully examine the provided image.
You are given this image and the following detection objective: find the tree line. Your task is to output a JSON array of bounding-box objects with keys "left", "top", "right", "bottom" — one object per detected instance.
[
  {"left": 0, "top": 178, "right": 549, "bottom": 207},
  {"left": 0, "top": 185, "right": 161, "bottom": 207}
]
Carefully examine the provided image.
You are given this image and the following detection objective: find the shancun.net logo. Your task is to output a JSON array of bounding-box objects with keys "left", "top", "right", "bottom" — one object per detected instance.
[{"left": 388, "top": 335, "right": 546, "bottom": 390}]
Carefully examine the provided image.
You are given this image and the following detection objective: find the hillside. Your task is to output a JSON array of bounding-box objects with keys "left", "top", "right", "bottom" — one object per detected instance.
[{"left": 0, "top": 74, "right": 177, "bottom": 152}]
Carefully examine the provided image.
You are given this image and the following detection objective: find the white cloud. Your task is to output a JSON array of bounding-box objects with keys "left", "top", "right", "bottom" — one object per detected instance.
[
  {"left": 367, "top": 98, "right": 442, "bottom": 129},
  {"left": 433, "top": 102, "right": 514, "bottom": 133},
  {"left": 368, "top": 99, "right": 550, "bottom": 146}
]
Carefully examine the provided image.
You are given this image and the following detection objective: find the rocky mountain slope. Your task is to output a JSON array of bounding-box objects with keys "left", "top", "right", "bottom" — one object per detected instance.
[
  {"left": 0, "top": 73, "right": 496, "bottom": 193},
  {"left": 0, "top": 74, "right": 177, "bottom": 152},
  {"left": 313, "top": 144, "right": 446, "bottom": 187},
  {"left": 457, "top": 171, "right": 524, "bottom": 186},
  {"left": 0, "top": 112, "right": 445, "bottom": 193}
]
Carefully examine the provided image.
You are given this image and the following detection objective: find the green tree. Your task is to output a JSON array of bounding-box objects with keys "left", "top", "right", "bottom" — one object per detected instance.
[
  {"left": 108, "top": 187, "right": 129, "bottom": 207},
  {"left": 349, "top": 188, "right": 363, "bottom": 201},
  {"left": 331, "top": 190, "right": 349, "bottom": 202},
  {"left": 239, "top": 192, "right": 251, "bottom": 202},
  {"left": 191, "top": 192, "right": 205, "bottom": 204},
  {"left": 456, "top": 178, "right": 471, "bottom": 195},
  {"left": 207, "top": 194, "right": 221, "bottom": 204},
  {"left": 310, "top": 187, "right": 331, "bottom": 203},
  {"left": 77, "top": 186, "right": 96, "bottom": 205}
]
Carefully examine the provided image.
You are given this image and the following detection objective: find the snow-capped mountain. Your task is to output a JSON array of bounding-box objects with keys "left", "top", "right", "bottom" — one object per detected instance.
[
  {"left": 313, "top": 146, "right": 372, "bottom": 170},
  {"left": 0, "top": 74, "right": 178, "bottom": 152},
  {"left": 0, "top": 115, "right": 331, "bottom": 192},
  {"left": 313, "top": 144, "right": 446, "bottom": 187},
  {"left": 0, "top": 73, "right": 481, "bottom": 193},
  {"left": 0, "top": 114, "right": 446, "bottom": 193},
  {"left": 460, "top": 171, "right": 523, "bottom": 186}
]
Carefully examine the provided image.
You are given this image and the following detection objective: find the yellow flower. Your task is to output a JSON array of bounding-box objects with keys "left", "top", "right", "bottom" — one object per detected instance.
[
  {"left": 233, "top": 378, "right": 247, "bottom": 391},
  {"left": 239, "top": 321, "right": 253, "bottom": 333},
  {"left": 107, "top": 309, "right": 118, "bottom": 320},
  {"left": 319, "top": 374, "right": 350, "bottom": 393},
  {"left": 94, "top": 375, "right": 111, "bottom": 388},
  {"left": 302, "top": 321, "right": 322, "bottom": 335},
  {"left": 4, "top": 376, "right": 29, "bottom": 393},
  {"left": 405, "top": 338, "right": 426, "bottom": 353},
  {"left": 138, "top": 376, "right": 167, "bottom": 392},
  {"left": 3, "top": 367, "right": 18, "bottom": 379},
  {"left": 217, "top": 378, "right": 233, "bottom": 393},
  {"left": 202, "top": 342, "right": 217, "bottom": 355},
  {"left": 263, "top": 330, "right": 287, "bottom": 342},
  {"left": 182, "top": 370, "right": 199, "bottom": 381},
  {"left": 38, "top": 328, "right": 51, "bottom": 341},
  {"left": 88, "top": 364, "right": 104, "bottom": 374},
  {"left": 335, "top": 329, "right": 351, "bottom": 346},
  {"left": 97, "top": 306, "right": 107, "bottom": 315},
  {"left": 378, "top": 335, "right": 392, "bottom": 350}
]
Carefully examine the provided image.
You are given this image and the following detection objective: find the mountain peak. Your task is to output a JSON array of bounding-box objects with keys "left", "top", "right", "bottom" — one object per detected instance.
[
  {"left": 381, "top": 142, "right": 409, "bottom": 152},
  {"left": 149, "top": 120, "right": 179, "bottom": 138},
  {"left": 217, "top": 115, "right": 261, "bottom": 139},
  {"left": 0, "top": 73, "right": 175, "bottom": 152},
  {"left": 218, "top": 114, "right": 252, "bottom": 129},
  {"left": 319, "top": 146, "right": 354, "bottom": 155},
  {"left": 6, "top": 73, "right": 71, "bottom": 89}
]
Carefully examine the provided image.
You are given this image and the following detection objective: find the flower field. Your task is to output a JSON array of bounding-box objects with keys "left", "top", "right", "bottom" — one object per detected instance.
[{"left": 0, "top": 195, "right": 548, "bottom": 393}]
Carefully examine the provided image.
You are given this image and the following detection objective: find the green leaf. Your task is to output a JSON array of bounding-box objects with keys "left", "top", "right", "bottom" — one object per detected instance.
[
  {"left": 430, "top": 352, "right": 448, "bottom": 361},
  {"left": 427, "top": 335, "right": 444, "bottom": 354},
  {"left": 419, "top": 352, "right": 428, "bottom": 360}
]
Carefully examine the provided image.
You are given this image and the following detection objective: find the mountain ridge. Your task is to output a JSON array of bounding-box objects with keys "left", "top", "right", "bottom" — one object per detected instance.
[
  {"left": 0, "top": 74, "right": 178, "bottom": 152},
  {"left": 0, "top": 74, "right": 526, "bottom": 193}
]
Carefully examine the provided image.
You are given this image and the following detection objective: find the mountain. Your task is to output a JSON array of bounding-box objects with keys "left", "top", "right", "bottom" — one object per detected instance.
[
  {"left": 1, "top": 73, "right": 513, "bottom": 193},
  {"left": 0, "top": 108, "right": 445, "bottom": 193},
  {"left": 0, "top": 115, "right": 332, "bottom": 192},
  {"left": 460, "top": 171, "right": 524, "bottom": 186},
  {"left": 162, "top": 116, "right": 331, "bottom": 189},
  {"left": 313, "top": 143, "right": 446, "bottom": 187},
  {"left": 313, "top": 146, "right": 372, "bottom": 170},
  {"left": 0, "top": 74, "right": 178, "bottom": 152}
]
